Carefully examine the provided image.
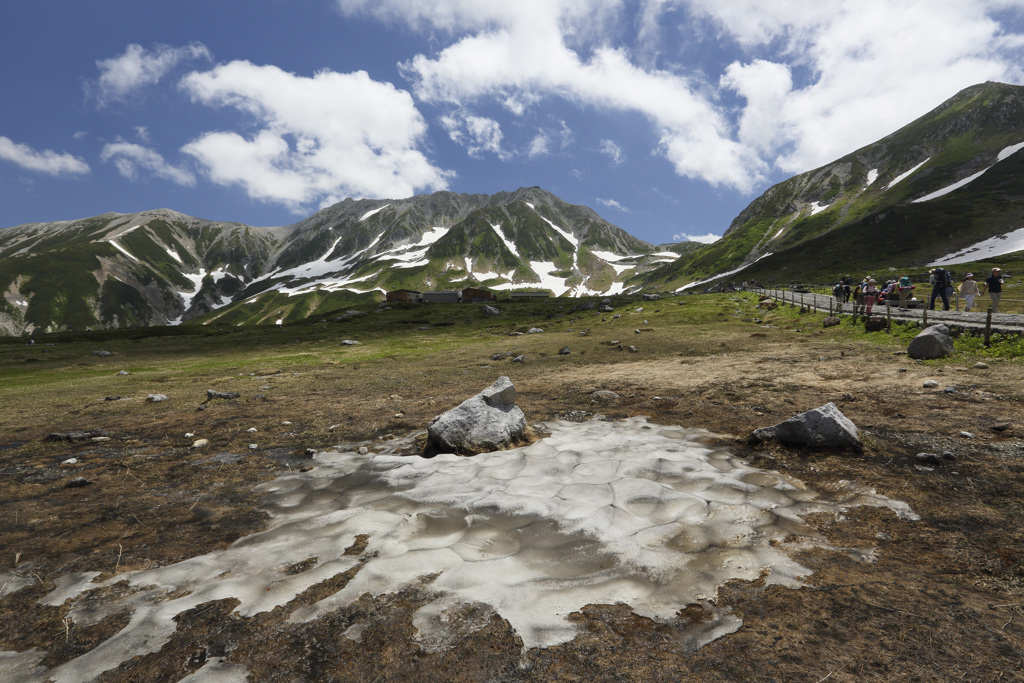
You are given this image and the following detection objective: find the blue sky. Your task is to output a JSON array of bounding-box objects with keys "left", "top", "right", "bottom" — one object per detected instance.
[{"left": 2, "top": 1, "right": 1024, "bottom": 245}]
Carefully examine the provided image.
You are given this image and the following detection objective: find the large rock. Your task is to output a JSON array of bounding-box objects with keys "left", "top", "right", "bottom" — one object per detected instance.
[
  {"left": 749, "top": 402, "right": 861, "bottom": 450},
  {"left": 425, "top": 377, "right": 527, "bottom": 456},
  {"left": 907, "top": 324, "right": 954, "bottom": 359}
]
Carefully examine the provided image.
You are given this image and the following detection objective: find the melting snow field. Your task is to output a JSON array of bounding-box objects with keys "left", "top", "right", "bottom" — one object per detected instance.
[
  {"left": 929, "top": 226, "right": 1024, "bottom": 266},
  {"left": 1, "top": 418, "right": 917, "bottom": 682}
]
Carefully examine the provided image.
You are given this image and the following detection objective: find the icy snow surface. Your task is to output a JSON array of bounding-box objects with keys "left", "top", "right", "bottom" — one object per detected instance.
[
  {"left": 809, "top": 202, "right": 829, "bottom": 215},
  {"left": 929, "top": 226, "right": 1024, "bottom": 266},
  {"left": 865, "top": 169, "right": 879, "bottom": 187},
  {"left": 15, "top": 418, "right": 917, "bottom": 682}
]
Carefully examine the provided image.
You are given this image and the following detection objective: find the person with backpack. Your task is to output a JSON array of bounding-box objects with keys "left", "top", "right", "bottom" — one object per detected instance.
[
  {"left": 898, "top": 275, "right": 913, "bottom": 309},
  {"left": 981, "top": 267, "right": 1004, "bottom": 312},
  {"left": 929, "top": 268, "right": 951, "bottom": 310}
]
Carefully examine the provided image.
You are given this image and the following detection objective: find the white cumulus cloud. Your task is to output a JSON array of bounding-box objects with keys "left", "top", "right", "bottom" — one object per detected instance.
[
  {"left": 178, "top": 61, "right": 452, "bottom": 211},
  {"left": 337, "top": 0, "right": 1024, "bottom": 193},
  {"left": 0, "top": 136, "right": 90, "bottom": 176},
  {"left": 596, "top": 197, "right": 629, "bottom": 212},
  {"left": 441, "top": 111, "right": 509, "bottom": 159},
  {"left": 100, "top": 141, "right": 196, "bottom": 186},
  {"left": 673, "top": 232, "right": 721, "bottom": 244},
  {"left": 599, "top": 138, "right": 625, "bottom": 165},
  {"left": 94, "top": 43, "right": 210, "bottom": 107}
]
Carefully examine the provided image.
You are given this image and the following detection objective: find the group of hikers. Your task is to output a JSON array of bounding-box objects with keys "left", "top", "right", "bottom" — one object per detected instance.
[{"left": 832, "top": 266, "right": 1006, "bottom": 314}]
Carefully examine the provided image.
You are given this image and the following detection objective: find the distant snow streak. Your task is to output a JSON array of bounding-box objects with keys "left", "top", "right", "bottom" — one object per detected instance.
[{"left": 359, "top": 204, "right": 390, "bottom": 222}]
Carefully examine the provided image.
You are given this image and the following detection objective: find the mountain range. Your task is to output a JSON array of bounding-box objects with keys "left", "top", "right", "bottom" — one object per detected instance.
[{"left": 2, "top": 81, "right": 1023, "bottom": 335}]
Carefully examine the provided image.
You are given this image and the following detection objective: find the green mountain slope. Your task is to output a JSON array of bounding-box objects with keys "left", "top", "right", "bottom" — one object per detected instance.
[{"left": 636, "top": 81, "right": 1024, "bottom": 289}]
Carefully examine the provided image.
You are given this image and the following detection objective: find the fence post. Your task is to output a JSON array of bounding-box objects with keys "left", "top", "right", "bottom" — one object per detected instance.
[
  {"left": 985, "top": 308, "right": 993, "bottom": 347},
  {"left": 886, "top": 302, "right": 892, "bottom": 332},
  {"left": 923, "top": 306, "right": 928, "bottom": 327}
]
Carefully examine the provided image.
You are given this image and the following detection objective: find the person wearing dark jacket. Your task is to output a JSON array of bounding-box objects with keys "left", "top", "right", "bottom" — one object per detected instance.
[{"left": 981, "top": 267, "right": 1004, "bottom": 312}]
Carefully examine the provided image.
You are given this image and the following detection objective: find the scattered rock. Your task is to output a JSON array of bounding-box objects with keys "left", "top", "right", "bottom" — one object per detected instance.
[
  {"left": 823, "top": 317, "right": 841, "bottom": 328},
  {"left": 944, "top": 387, "right": 957, "bottom": 394},
  {"left": 959, "top": 431, "right": 975, "bottom": 439},
  {"left": 599, "top": 304, "right": 614, "bottom": 312},
  {"left": 642, "top": 294, "right": 661, "bottom": 301},
  {"left": 490, "top": 352, "right": 514, "bottom": 361},
  {"left": 117, "top": 370, "right": 130, "bottom": 376},
  {"left": 558, "top": 346, "right": 571, "bottom": 355},
  {"left": 104, "top": 395, "right": 121, "bottom": 401},
  {"left": 907, "top": 324, "right": 954, "bottom": 360},
  {"left": 46, "top": 430, "right": 109, "bottom": 442},
  {"left": 509, "top": 331, "right": 524, "bottom": 336},
  {"left": 511, "top": 355, "right": 526, "bottom": 363},
  {"left": 864, "top": 317, "right": 887, "bottom": 332},
  {"left": 991, "top": 422, "right": 1012, "bottom": 432},
  {"left": 192, "top": 439, "right": 210, "bottom": 449},
  {"left": 527, "top": 328, "right": 544, "bottom": 334},
  {"left": 915, "top": 452, "right": 941, "bottom": 465},
  {"left": 482, "top": 305, "right": 500, "bottom": 316},
  {"left": 93, "top": 350, "right": 114, "bottom": 357},
  {"left": 627, "top": 345, "right": 638, "bottom": 353},
  {"left": 146, "top": 394, "right": 169, "bottom": 403},
  {"left": 358, "top": 446, "right": 369, "bottom": 455},
  {"left": 923, "top": 380, "right": 939, "bottom": 388},
  {"left": 591, "top": 390, "right": 620, "bottom": 401},
  {"left": 974, "top": 362, "right": 989, "bottom": 369},
  {"left": 340, "top": 340, "right": 360, "bottom": 345},
  {"left": 247, "top": 427, "right": 258, "bottom": 433},
  {"left": 942, "top": 451, "right": 957, "bottom": 460},
  {"left": 749, "top": 402, "right": 861, "bottom": 451},
  {"left": 61, "top": 458, "right": 78, "bottom": 465},
  {"left": 418, "top": 326, "right": 431, "bottom": 331},
  {"left": 206, "top": 389, "right": 240, "bottom": 401},
  {"left": 425, "top": 376, "right": 527, "bottom": 456},
  {"left": 65, "top": 477, "right": 92, "bottom": 489}
]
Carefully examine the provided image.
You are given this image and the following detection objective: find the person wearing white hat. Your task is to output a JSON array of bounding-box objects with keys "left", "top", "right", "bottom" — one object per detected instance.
[
  {"left": 981, "top": 267, "right": 1004, "bottom": 312},
  {"left": 958, "top": 273, "right": 979, "bottom": 312}
]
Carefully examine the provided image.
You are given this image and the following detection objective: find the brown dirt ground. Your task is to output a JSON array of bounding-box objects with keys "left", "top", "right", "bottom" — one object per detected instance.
[{"left": 2, "top": 337, "right": 1023, "bottom": 682}]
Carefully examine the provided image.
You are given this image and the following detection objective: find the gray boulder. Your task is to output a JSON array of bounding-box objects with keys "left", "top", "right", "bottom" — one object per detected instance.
[
  {"left": 482, "top": 305, "right": 500, "bottom": 316},
  {"left": 642, "top": 293, "right": 661, "bottom": 301},
  {"left": 750, "top": 402, "right": 861, "bottom": 450},
  {"left": 907, "top": 324, "right": 954, "bottom": 359},
  {"left": 823, "top": 317, "right": 841, "bottom": 328},
  {"left": 425, "top": 376, "right": 527, "bottom": 456}
]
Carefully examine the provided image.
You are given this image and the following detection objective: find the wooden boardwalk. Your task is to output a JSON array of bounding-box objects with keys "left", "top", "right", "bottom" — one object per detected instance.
[{"left": 756, "top": 288, "right": 1024, "bottom": 336}]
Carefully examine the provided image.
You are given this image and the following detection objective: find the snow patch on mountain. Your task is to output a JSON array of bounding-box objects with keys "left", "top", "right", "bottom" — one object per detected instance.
[
  {"left": 885, "top": 158, "right": 930, "bottom": 190},
  {"left": 490, "top": 222, "right": 519, "bottom": 256},
  {"left": 912, "top": 168, "right": 990, "bottom": 203},
  {"left": 998, "top": 141, "right": 1024, "bottom": 161},
  {"left": 359, "top": 204, "right": 390, "bottom": 222},
  {"left": 109, "top": 240, "right": 139, "bottom": 262},
  {"left": 678, "top": 253, "right": 773, "bottom": 291},
  {"left": 865, "top": 169, "right": 879, "bottom": 187}
]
